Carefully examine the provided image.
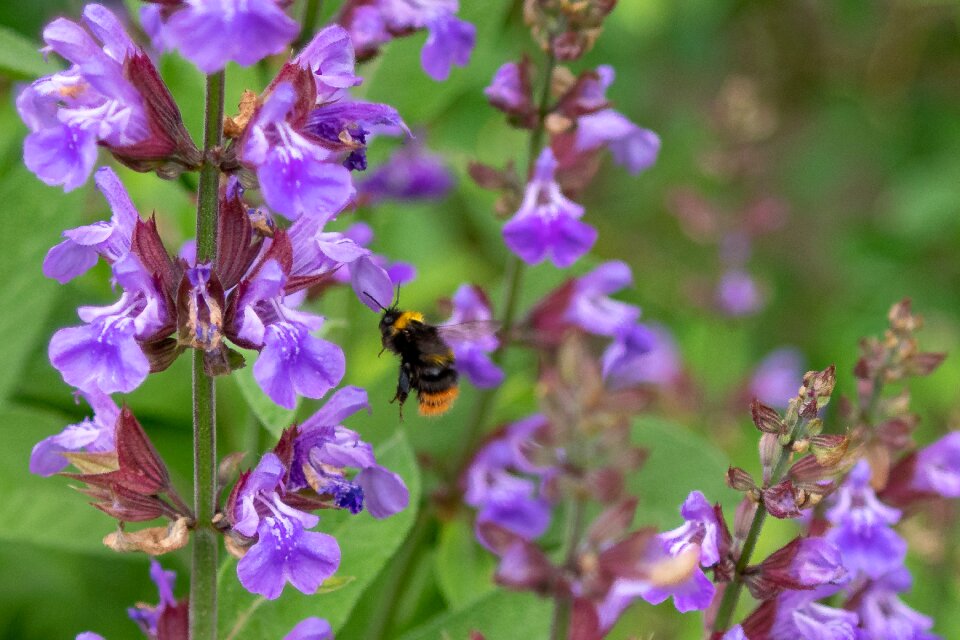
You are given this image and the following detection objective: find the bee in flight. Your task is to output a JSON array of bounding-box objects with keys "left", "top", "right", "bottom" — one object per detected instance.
[{"left": 367, "top": 290, "right": 498, "bottom": 419}]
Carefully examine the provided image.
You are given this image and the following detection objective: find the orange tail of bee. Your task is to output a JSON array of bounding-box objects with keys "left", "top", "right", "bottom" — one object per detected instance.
[{"left": 418, "top": 386, "right": 459, "bottom": 416}]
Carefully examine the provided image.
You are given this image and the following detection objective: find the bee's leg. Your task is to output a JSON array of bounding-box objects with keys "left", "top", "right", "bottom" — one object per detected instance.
[{"left": 390, "top": 363, "right": 412, "bottom": 421}]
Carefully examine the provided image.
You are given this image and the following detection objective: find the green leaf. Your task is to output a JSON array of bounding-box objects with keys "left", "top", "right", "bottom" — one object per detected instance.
[
  {"left": 0, "top": 165, "right": 84, "bottom": 402},
  {"left": 0, "top": 26, "right": 58, "bottom": 79},
  {"left": 629, "top": 417, "right": 739, "bottom": 528},
  {"left": 0, "top": 403, "right": 125, "bottom": 554},
  {"left": 217, "top": 430, "right": 421, "bottom": 637},
  {"left": 433, "top": 517, "right": 496, "bottom": 609},
  {"left": 397, "top": 589, "right": 552, "bottom": 640},
  {"left": 232, "top": 349, "right": 298, "bottom": 437}
]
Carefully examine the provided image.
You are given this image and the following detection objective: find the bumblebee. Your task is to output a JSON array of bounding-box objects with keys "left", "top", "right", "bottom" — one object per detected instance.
[{"left": 371, "top": 290, "right": 498, "bottom": 418}]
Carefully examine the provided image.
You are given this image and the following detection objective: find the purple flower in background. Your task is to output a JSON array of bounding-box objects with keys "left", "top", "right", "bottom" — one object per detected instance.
[
  {"left": 43, "top": 167, "right": 137, "bottom": 284},
  {"left": 911, "top": 432, "right": 960, "bottom": 498},
  {"left": 565, "top": 261, "right": 640, "bottom": 336},
  {"left": 76, "top": 634, "right": 105, "bottom": 640},
  {"left": 485, "top": 61, "right": 530, "bottom": 115},
  {"left": 144, "top": 0, "right": 298, "bottom": 73},
  {"left": 765, "top": 590, "right": 860, "bottom": 640},
  {"left": 856, "top": 569, "right": 938, "bottom": 640},
  {"left": 716, "top": 269, "right": 763, "bottom": 316},
  {"left": 17, "top": 5, "right": 146, "bottom": 190},
  {"left": 826, "top": 460, "right": 906, "bottom": 580},
  {"left": 603, "top": 323, "right": 681, "bottom": 389},
  {"left": 285, "top": 618, "right": 334, "bottom": 640},
  {"left": 291, "top": 386, "right": 410, "bottom": 518},
  {"left": 30, "top": 390, "right": 119, "bottom": 476},
  {"left": 465, "top": 415, "right": 553, "bottom": 548},
  {"left": 600, "top": 491, "right": 721, "bottom": 616},
  {"left": 127, "top": 559, "right": 179, "bottom": 637},
  {"left": 442, "top": 285, "right": 503, "bottom": 388},
  {"left": 503, "top": 148, "right": 596, "bottom": 268},
  {"left": 359, "top": 140, "right": 454, "bottom": 203},
  {"left": 722, "top": 627, "right": 747, "bottom": 640},
  {"left": 340, "top": 0, "right": 476, "bottom": 81},
  {"left": 750, "top": 347, "right": 804, "bottom": 410}
]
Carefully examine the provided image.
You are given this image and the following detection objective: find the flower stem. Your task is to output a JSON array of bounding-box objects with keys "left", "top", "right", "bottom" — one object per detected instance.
[
  {"left": 190, "top": 70, "right": 225, "bottom": 640},
  {"left": 711, "top": 416, "right": 810, "bottom": 633},
  {"left": 550, "top": 497, "right": 587, "bottom": 640}
]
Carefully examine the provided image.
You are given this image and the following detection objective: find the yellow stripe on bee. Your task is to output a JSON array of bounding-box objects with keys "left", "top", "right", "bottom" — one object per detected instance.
[
  {"left": 393, "top": 311, "right": 424, "bottom": 330},
  {"left": 425, "top": 352, "right": 454, "bottom": 365}
]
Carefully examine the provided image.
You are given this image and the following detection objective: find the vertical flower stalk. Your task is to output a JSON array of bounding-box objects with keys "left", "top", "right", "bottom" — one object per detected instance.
[{"left": 191, "top": 70, "right": 225, "bottom": 640}]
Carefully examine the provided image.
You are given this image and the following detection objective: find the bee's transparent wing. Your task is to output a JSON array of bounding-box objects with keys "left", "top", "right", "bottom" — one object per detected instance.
[{"left": 436, "top": 320, "right": 501, "bottom": 342}]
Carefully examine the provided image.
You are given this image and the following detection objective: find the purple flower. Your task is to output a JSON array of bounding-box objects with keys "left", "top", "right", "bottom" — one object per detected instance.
[
  {"left": 17, "top": 5, "right": 146, "bottom": 190},
  {"left": 359, "top": 140, "right": 454, "bottom": 203},
  {"left": 291, "top": 386, "right": 410, "bottom": 518},
  {"left": 750, "top": 347, "right": 804, "bottom": 410},
  {"left": 128, "top": 559, "right": 179, "bottom": 637},
  {"left": 315, "top": 221, "right": 409, "bottom": 311},
  {"left": 238, "top": 515, "right": 341, "bottom": 600},
  {"left": 148, "top": 0, "right": 298, "bottom": 73},
  {"left": 484, "top": 61, "right": 531, "bottom": 116},
  {"left": 30, "top": 390, "right": 119, "bottom": 476},
  {"left": 242, "top": 83, "right": 355, "bottom": 221},
  {"left": 285, "top": 618, "right": 334, "bottom": 640},
  {"left": 254, "top": 320, "right": 346, "bottom": 410},
  {"left": 340, "top": 0, "right": 476, "bottom": 81},
  {"left": 76, "top": 634, "right": 105, "bottom": 640},
  {"left": 465, "top": 415, "right": 553, "bottom": 548},
  {"left": 911, "top": 432, "right": 960, "bottom": 498},
  {"left": 603, "top": 323, "right": 681, "bottom": 389},
  {"left": 826, "top": 460, "right": 907, "bottom": 580},
  {"left": 716, "top": 269, "right": 763, "bottom": 316},
  {"left": 753, "top": 537, "right": 848, "bottom": 597},
  {"left": 722, "top": 627, "right": 747, "bottom": 640},
  {"left": 502, "top": 147, "right": 596, "bottom": 268},
  {"left": 856, "top": 569, "right": 938, "bottom": 640},
  {"left": 442, "top": 285, "right": 503, "bottom": 388},
  {"left": 44, "top": 167, "right": 138, "bottom": 283},
  {"left": 49, "top": 253, "right": 169, "bottom": 395},
  {"left": 565, "top": 261, "right": 640, "bottom": 336},
  {"left": 598, "top": 491, "right": 721, "bottom": 619},
  {"left": 767, "top": 590, "right": 861, "bottom": 640}
]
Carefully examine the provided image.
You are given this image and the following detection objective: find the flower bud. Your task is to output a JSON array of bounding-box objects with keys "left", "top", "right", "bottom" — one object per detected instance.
[
  {"left": 751, "top": 399, "right": 784, "bottom": 434},
  {"left": 726, "top": 467, "right": 758, "bottom": 493},
  {"left": 810, "top": 435, "right": 850, "bottom": 467}
]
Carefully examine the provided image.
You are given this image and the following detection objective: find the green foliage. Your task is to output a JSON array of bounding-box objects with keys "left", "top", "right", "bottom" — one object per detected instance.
[
  {"left": 398, "top": 590, "right": 552, "bottom": 640},
  {"left": 433, "top": 517, "right": 497, "bottom": 609},
  {"left": 0, "top": 27, "right": 56, "bottom": 79},
  {"left": 232, "top": 350, "right": 299, "bottom": 438},
  {"left": 217, "top": 431, "right": 421, "bottom": 637}
]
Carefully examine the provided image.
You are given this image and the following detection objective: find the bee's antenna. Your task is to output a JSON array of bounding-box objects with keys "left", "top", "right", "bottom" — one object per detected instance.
[
  {"left": 363, "top": 291, "right": 388, "bottom": 311},
  {"left": 394, "top": 282, "right": 401, "bottom": 307}
]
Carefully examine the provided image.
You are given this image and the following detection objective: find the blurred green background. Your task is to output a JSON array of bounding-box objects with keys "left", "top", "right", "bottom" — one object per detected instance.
[{"left": 1, "top": 0, "right": 959, "bottom": 638}]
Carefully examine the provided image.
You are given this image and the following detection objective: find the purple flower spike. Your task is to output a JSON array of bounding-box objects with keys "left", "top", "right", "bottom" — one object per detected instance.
[
  {"left": 285, "top": 617, "right": 334, "bottom": 640},
  {"left": 160, "top": 0, "right": 299, "bottom": 73},
  {"left": 43, "top": 167, "right": 138, "bottom": 283},
  {"left": 443, "top": 285, "right": 503, "bottom": 388},
  {"left": 503, "top": 147, "right": 596, "bottom": 268},
  {"left": 466, "top": 415, "right": 554, "bottom": 547},
  {"left": 566, "top": 261, "right": 640, "bottom": 336},
  {"left": 912, "top": 432, "right": 960, "bottom": 498},
  {"left": 254, "top": 321, "right": 346, "bottom": 410},
  {"left": 30, "top": 390, "right": 119, "bottom": 476},
  {"left": 421, "top": 14, "right": 476, "bottom": 81},
  {"left": 826, "top": 460, "right": 906, "bottom": 580},
  {"left": 750, "top": 347, "right": 804, "bottom": 410},
  {"left": 237, "top": 516, "right": 341, "bottom": 600}
]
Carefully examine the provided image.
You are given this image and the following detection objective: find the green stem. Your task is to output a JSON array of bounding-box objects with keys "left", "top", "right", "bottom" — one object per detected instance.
[
  {"left": 190, "top": 70, "right": 225, "bottom": 640},
  {"left": 294, "top": 0, "right": 324, "bottom": 51},
  {"left": 711, "top": 416, "right": 809, "bottom": 633},
  {"left": 550, "top": 498, "right": 587, "bottom": 640}
]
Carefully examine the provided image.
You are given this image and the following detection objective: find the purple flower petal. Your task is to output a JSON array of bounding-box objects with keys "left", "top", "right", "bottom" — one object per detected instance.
[
  {"left": 285, "top": 617, "right": 334, "bottom": 640},
  {"left": 575, "top": 109, "right": 660, "bottom": 175},
  {"left": 351, "top": 255, "right": 394, "bottom": 312},
  {"left": 23, "top": 124, "right": 98, "bottom": 192},
  {"left": 421, "top": 14, "right": 476, "bottom": 81},
  {"left": 254, "top": 322, "right": 346, "bottom": 409},
  {"left": 163, "top": 0, "right": 298, "bottom": 73},
  {"left": 356, "top": 465, "right": 409, "bottom": 518},
  {"left": 295, "top": 25, "right": 362, "bottom": 103},
  {"left": 49, "top": 317, "right": 149, "bottom": 394}
]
